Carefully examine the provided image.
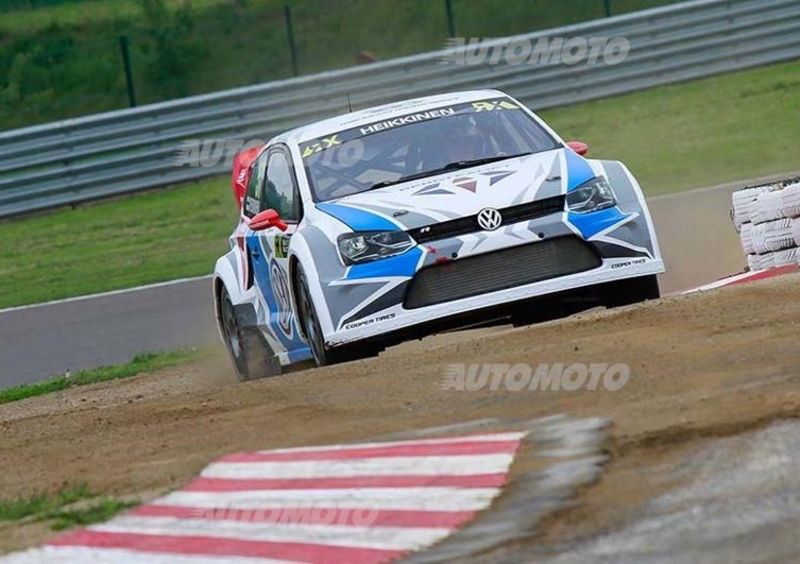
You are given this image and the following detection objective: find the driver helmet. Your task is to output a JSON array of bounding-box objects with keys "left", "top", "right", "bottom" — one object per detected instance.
[{"left": 440, "top": 116, "right": 484, "bottom": 163}]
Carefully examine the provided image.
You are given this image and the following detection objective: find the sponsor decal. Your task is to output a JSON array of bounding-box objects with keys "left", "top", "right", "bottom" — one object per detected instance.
[
  {"left": 344, "top": 312, "right": 396, "bottom": 331},
  {"left": 472, "top": 99, "right": 519, "bottom": 112},
  {"left": 611, "top": 258, "right": 647, "bottom": 269},
  {"left": 301, "top": 134, "right": 342, "bottom": 159},
  {"left": 274, "top": 235, "right": 290, "bottom": 259},
  {"left": 411, "top": 169, "right": 516, "bottom": 196},
  {"left": 299, "top": 97, "right": 528, "bottom": 162},
  {"left": 358, "top": 108, "right": 456, "bottom": 135}
]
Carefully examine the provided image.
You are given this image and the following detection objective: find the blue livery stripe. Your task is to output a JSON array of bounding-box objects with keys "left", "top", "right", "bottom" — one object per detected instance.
[
  {"left": 316, "top": 203, "right": 399, "bottom": 232},
  {"left": 564, "top": 148, "right": 596, "bottom": 191},
  {"left": 287, "top": 346, "right": 314, "bottom": 363},
  {"left": 568, "top": 207, "right": 629, "bottom": 239},
  {"left": 346, "top": 247, "right": 423, "bottom": 280}
]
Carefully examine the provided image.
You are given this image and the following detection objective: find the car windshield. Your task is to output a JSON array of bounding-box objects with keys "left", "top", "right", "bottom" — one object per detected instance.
[{"left": 300, "top": 97, "right": 560, "bottom": 202}]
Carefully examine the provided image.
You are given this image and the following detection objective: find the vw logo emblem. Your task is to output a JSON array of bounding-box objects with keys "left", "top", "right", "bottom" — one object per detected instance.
[{"left": 476, "top": 207, "right": 502, "bottom": 231}]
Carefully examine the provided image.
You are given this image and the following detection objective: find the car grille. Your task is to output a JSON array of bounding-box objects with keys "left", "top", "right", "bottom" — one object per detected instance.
[
  {"left": 407, "top": 195, "right": 565, "bottom": 244},
  {"left": 403, "top": 236, "right": 601, "bottom": 309}
]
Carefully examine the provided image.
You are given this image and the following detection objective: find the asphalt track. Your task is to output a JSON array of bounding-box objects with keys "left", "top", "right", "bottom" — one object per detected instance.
[
  {"left": 0, "top": 174, "right": 792, "bottom": 389},
  {"left": 0, "top": 277, "right": 217, "bottom": 389}
]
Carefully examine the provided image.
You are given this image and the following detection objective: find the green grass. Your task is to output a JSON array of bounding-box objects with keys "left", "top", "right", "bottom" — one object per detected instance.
[
  {"left": 0, "top": 60, "right": 797, "bottom": 309},
  {"left": 0, "top": 0, "right": 681, "bottom": 130},
  {"left": 0, "top": 483, "right": 92, "bottom": 522},
  {"left": 0, "top": 177, "right": 237, "bottom": 307},
  {"left": 39, "top": 498, "right": 139, "bottom": 531},
  {"left": 0, "top": 349, "right": 197, "bottom": 404},
  {"left": 0, "top": 482, "right": 137, "bottom": 531}
]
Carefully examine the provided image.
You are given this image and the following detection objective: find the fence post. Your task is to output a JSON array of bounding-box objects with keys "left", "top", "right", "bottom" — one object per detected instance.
[
  {"left": 603, "top": 0, "right": 612, "bottom": 17},
  {"left": 284, "top": 2, "right": 299, "bottom": 76},
  {"left": 118, "top": 35, "right": 137, "bottom": 108},
  {"left": 445, "top": 0, "right": 456, "bottom": 37}
]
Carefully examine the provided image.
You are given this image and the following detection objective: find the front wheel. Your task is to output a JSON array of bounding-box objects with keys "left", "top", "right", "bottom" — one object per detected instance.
[
  {"left": 605, "top": 274, "right": 661, "bottom": 307},
  {"left": 218, "top": 285, "right": 281, "bottom": 381},
  {"left": 294, "top": 266, "right": 376, "bottom": 366}
]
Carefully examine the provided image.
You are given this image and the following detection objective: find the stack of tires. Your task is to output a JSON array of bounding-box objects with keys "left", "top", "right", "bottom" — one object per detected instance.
[{"left": 732, "top": 177, "right": 800, "bottom": 271}]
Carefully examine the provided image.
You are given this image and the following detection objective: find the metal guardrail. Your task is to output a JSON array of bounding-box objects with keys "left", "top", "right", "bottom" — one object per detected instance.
[{"left": 1, "top": 0, "right": 798, "bottom": 218}]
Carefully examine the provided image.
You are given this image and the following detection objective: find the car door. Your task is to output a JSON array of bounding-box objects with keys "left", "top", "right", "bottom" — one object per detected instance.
[{"left": 245, "top": 146, "right": 306, "bottom": 353}]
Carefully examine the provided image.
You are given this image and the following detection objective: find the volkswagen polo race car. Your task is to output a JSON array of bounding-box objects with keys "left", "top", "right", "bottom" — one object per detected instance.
[{"left": 213, "top": 89, "right": 664, "bottom": 380}]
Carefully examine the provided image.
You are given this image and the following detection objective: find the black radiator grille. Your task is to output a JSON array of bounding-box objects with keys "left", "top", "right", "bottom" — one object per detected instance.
[
  {"left": 407, "top": 195, "right": 565, "bottom": 244},
  {"left": 404, "top": 237, "right": 600, "bottom": 309}
]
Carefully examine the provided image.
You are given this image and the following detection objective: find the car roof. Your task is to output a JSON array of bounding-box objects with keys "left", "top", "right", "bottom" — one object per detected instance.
[{"left": 275, "top": 89, "right": 511, "bottom": 146}]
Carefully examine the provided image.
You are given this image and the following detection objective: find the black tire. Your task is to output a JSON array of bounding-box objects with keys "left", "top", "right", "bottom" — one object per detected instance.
[
  {"left": 218, "top": 285, "right": 281, "bottom": 381},
  {"left": 605, "top": 274, "right": 661, "bottom": 307},
  {"left": 295, "top": 266, "right": 371, "bottom": 366}
]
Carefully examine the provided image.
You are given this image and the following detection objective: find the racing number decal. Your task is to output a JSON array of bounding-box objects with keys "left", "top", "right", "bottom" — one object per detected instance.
[{"left": 269, "top": 259, "right": 294, "bottom": 339}]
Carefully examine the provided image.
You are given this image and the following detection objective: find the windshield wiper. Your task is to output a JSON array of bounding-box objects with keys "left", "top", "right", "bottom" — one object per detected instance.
[
  {"left": 439, "top": 152, "right": 532, "bottom": 171},
  {"left": 367, "top": 152, "right": 532, "bottom": 191}
]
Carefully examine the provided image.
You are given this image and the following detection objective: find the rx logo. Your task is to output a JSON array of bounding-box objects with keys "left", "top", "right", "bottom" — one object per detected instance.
[
  {"left": 472, "top": 100, "right": 519, "bottom": 112},
  {"left": 477, "top": 208, "right": 502, "bottom": 231},
  {"left": 301, "top": 135, "right": 342, "bottom": 159}
]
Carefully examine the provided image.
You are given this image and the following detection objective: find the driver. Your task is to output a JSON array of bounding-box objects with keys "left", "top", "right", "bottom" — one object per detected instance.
[{"left": 439, "top": 115, "right": 485, "bottom": 164}]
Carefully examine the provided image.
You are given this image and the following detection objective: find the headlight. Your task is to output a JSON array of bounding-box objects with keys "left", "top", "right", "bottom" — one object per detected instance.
[
  {"left": 566, "top": 176, "right": 616, "bottom": 213},
  {"left": 337, "top": 231, "right": 416, "bottom": 265}
]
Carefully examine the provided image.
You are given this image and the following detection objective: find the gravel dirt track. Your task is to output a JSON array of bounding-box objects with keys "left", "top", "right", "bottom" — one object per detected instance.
[{"left": 2, "top": 272, "right": 800, "bottom": 558}]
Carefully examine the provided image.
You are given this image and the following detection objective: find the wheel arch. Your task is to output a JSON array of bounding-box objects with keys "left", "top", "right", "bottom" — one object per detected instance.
[
  {"left": 213, "top": 276, "right": 224, "bottom": 319},
  {"left": 213, "top": 253, "right": 243, "bottom": 339},
  {"left": 288, "top": 254, "right": 308, "bottom": 341}
]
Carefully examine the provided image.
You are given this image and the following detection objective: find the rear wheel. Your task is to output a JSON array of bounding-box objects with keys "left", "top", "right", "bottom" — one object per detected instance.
[{"left": 218, "top": 285, "right": 281, "bottom": 381}]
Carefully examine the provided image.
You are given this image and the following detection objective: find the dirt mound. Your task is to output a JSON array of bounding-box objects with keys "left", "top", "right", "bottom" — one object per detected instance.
[{"left": 2, "top": 274, "right": 800, "bottom": 555}]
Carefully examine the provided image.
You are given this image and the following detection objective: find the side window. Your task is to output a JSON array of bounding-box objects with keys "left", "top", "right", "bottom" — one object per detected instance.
[
  {"left": 262, "top": 150, "right": 299, "bottom": 221},
  {"left": 244, "top": 153, "right": 268, "bottom": 218}
]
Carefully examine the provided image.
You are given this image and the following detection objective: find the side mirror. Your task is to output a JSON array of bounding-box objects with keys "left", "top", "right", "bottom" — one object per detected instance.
[
  {"left": 567, "top": 141, "right": 589, "bottom": 156},
  {"left": 249, "top": 209, "right": 288, "bottom": 232}
]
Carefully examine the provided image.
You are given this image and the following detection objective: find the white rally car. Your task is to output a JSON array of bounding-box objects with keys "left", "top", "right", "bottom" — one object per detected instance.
[{"left": 213, "top": 90, "right": 664, "bottom": 379}]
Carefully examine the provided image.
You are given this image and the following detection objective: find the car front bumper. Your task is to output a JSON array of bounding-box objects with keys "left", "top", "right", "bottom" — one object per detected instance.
[{"left": 325, "top": 247, "right": 664, "bottom": 347}]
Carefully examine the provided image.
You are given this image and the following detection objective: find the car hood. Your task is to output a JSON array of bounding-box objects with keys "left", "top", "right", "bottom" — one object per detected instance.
[{"left": 316, "top": 148, "right": 592, "bottom": 231}]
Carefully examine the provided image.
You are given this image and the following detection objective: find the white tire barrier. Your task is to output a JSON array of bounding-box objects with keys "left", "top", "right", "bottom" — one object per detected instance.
[
  {"left": 732, "top": 186, "right": 766, "bottom": 231},
  {"left": 792, "top": 217, "right": 800, "bottom": 247},
  {"left": 748, "top": 252, "right": 773, "bottom": 271},
  {"left": 757, "top": 219, "right": 796, "bottom": 254},
  {"left": 740, "top": 222, "right": 755, "bottom": 255},
  {"left": 772, "top": 247, "right": 800, "bottom": 268},
  {"left": 732, "top": 177, "right": 800, "bottom": 271},
  {"left": 749, "top": 247, "right": 799, "bottom": 270},
  {"left": 781, "top": 183, "right": 800, "bottom": 219},
  {"left": 751, "top": 190, "right": 785, "bottom": 225}
]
